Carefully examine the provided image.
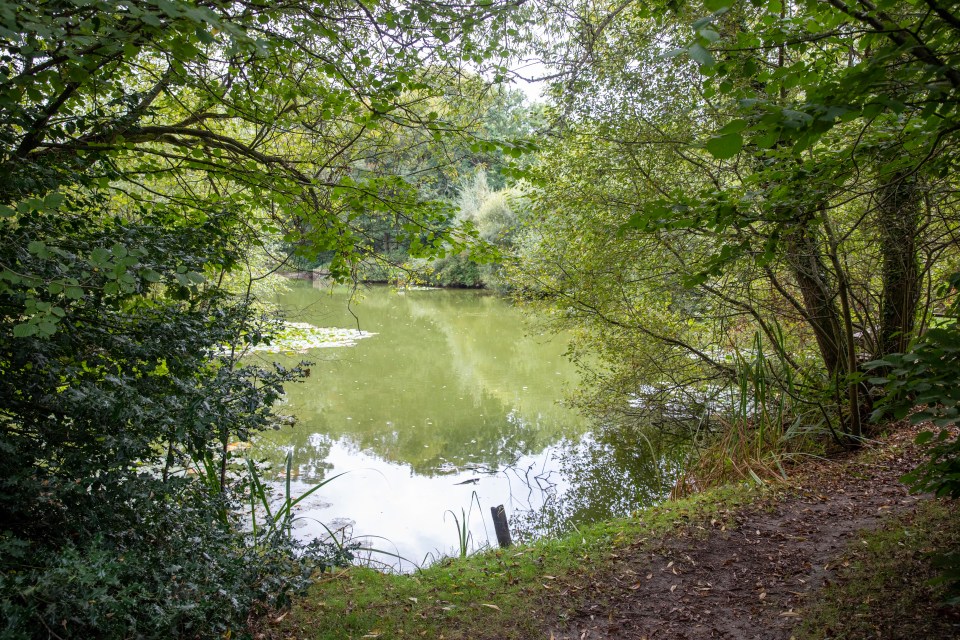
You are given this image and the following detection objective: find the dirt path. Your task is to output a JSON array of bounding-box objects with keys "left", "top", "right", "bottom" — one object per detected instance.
[{"left": 546, "top": 433, "right": 932, "bottom": 639}]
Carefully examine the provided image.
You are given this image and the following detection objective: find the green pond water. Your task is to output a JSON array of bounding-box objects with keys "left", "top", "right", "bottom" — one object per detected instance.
[{"left": 250, "top": 282, "right": 676, "bottom": 568}]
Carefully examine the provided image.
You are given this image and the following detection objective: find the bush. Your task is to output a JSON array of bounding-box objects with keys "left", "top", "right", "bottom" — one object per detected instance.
[
  {"left": 0, "top": 477, "right": 351, "bottom": 639},
  {"left": 0, "top": 211, "right": 350, "bottom": 638},
  {"left": 870, "top": 272, "right": 960, "bottom": 498},
  {"left": 869, "top": 272, "right": 960, "bottom": 605}
]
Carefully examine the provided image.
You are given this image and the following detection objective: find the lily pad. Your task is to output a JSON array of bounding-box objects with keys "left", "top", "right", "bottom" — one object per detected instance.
[{"left": 241, "top": 321, "right": 377, "bottom": 354}]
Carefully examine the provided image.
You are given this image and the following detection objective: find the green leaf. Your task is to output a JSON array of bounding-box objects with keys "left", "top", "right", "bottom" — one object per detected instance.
[
  {"left": 688, "top": 43, "right": 715, "bottom": 67},
  {"left": 703, "top": 0, "right": 733, "bottom": 10},
  {"left": 13, "top": 323, "right": 37, "bottom": 338},
  {"left": 43, "top": 192, "right": 64, "bottom": 209},
  {"left": 717, "top": 119, "right": 749, "bottom": 135},
  {"left": 705, "top": 132, "right": 743, "bottom": 159},
  {"left": 699, "top": 28, "right": 721, "bottom": 43},
  {"left": 753, "top": 130, "right": 780, "bottom": 149},
  {"left": 196, "top": 27, "right": 215, "bottom": 44},
  {"left": 27, "top": 241, "right": 49, "bottom": 257}
]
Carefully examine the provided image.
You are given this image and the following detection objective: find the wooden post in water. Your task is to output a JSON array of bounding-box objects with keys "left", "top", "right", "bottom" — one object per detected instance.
[{"left": 490, "top": 504, "right": 512, "bottom": 548}]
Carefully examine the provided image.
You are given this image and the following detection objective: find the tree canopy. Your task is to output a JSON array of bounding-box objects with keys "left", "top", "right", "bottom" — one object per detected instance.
[{"left": 513, "top": 0, "right": 960, "bottom": 456}]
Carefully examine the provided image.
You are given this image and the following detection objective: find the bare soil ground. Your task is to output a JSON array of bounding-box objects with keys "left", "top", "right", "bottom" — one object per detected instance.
[{"left": 545, "top": 430, "right": 959, "bottom": 640}]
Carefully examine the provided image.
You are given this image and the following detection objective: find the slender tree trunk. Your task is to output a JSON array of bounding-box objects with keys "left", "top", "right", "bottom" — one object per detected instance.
[
  {"left": 784, "top": 217, "right": 846, "bottom": 377},
  {"left": 877, "top": 170, "right": 922, "bottom": 356},
  {"left": 783, "top": 213, "right": 867, "bottom": 441}
]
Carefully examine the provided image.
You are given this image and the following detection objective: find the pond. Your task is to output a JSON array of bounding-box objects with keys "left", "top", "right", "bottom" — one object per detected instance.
[{"left": 249, "top": 281, "right": 679, "bottom": 569}]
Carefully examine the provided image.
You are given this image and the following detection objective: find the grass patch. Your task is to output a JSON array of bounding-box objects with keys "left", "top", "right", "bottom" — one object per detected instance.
[
  {"left": 272, "top": 483, "right": 765, "bottom": 639},
  {"left": 796, "top": 498, "right": 960, "bottom": 640}
]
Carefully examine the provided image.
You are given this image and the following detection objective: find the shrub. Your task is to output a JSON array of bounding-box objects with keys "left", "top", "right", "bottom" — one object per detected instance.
[
  {"left": 870, "top": 272, "right": 960, "bottom": 498},
  {"left": 868, "top": 272, "right": 960, "bottom": 604},
  {"left": 0, "top": 211, "right": 350, "bottom": 638}
]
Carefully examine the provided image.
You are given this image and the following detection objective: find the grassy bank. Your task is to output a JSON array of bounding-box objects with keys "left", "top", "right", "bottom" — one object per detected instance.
[{"left": 269, "top": 485, "right": 764, "bottom": 639}]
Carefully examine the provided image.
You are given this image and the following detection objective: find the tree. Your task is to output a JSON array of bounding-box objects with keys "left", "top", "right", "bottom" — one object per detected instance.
[{"left": 516, "top": 0, "right": 960, "bottom": 454}]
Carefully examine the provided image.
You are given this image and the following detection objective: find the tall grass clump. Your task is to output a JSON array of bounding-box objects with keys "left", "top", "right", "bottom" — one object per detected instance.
[
  {"left": 675, "top": 330, "right": 822, "bottom": 495},
  {"left": 444, "top": 491, "right": 489, "bottom": 559},
  {"left": 247, "top": 451, "right": 355, "bottom": 556}
]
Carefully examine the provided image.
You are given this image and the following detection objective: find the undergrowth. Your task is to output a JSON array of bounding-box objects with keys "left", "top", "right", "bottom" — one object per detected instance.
[{"left": 796, "top": 498, "right": 960, "bottom": 640}]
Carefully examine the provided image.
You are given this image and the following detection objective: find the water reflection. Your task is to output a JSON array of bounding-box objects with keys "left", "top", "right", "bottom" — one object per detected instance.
[
  {"left": 250, "top": 283, "right": 685, "bottom": 566},
  {"left": 253, "top": 284, "right": 585, "bottom": 478},
  {"left": 509, "top": 427, "right": 686, "bottom": 542}
]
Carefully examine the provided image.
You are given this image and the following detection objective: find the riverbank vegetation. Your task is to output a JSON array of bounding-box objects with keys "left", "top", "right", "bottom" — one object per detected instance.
[
  {"left": 511, "top": 0, "right": 960, "bottom": 453},
  {"left": 3, "top": 0, "right": 960, "bottom": 637}
]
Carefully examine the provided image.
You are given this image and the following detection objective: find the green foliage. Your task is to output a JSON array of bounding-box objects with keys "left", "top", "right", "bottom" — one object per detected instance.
[
  {"left": 518, "top": 0, "right": 960, "bottom": 451},
  {"left": 0, "top": 207, "right": 341, "bottom": 636},
  {"left": 404, "top": 170, "right": 531, "bottom": 289},
  {"left": 0, "top": 479, "right": 342, "bottom": 639},
  {"left": 869, "top": 273, "right": 960, "bottom": 498}
]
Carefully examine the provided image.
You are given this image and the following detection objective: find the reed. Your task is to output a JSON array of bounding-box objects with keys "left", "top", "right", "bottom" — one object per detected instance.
[
  {"left": 443, "top": 491, "right": 487, "bottom": 559},
  {"left": 247, "top": 451, "right": 346, "bottom": 544},
  {"left": 674, "top": 330, "right": 798, "bottom": 495}
]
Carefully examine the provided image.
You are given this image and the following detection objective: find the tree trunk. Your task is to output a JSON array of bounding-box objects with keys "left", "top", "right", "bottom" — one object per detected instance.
[
  {"left": 784, "top": 218, "right": 846, "bottom": 377},
  {"left": 877, "top": 170, "right": 921, "bottom": 357}
]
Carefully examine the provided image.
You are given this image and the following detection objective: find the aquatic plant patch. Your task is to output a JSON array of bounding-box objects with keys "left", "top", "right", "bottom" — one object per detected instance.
[{"left": 244, "top": 322, "right": 376, "bottom": 353}]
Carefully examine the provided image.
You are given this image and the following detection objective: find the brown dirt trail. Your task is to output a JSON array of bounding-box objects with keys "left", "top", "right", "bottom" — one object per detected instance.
[{"left": 546, "top": 432, "right": 949, "bottom": 639}]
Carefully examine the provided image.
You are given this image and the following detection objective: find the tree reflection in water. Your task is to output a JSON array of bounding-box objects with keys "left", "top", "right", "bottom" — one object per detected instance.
[{"left": 508, "top": 425, "right": 687, "bottom": 542}]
